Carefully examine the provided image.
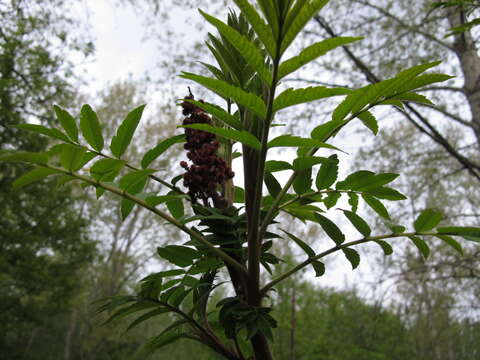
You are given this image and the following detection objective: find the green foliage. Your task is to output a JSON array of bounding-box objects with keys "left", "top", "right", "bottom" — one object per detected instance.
[{"left": 4, "top": 1, "right": 480, "bottom": 359}]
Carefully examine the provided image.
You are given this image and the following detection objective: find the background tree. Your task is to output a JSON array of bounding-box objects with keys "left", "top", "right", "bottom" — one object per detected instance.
[{"left": 0, "top": 1, "right": 95, "bottom": 358}]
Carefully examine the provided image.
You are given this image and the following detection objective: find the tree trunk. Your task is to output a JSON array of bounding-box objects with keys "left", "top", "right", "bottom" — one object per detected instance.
[
  {"left": 448, "top": 7, "right": 480, "bottom": 149},
  {"left": 64, "top": 309, "right": 78, "bottom": 360}
]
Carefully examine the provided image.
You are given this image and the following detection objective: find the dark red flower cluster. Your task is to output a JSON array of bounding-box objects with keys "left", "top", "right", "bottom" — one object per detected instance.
[{"left": 180, "top": 92, "right": 234, "bottom": 207}]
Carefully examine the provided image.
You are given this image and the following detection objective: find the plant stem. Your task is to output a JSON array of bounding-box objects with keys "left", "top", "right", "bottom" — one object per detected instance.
[
  {"left": 260, "top": 232, "right": 437, "bottom": 296},
  {"left": 43, "top": 164, "right": 248, "bottom": 276}
]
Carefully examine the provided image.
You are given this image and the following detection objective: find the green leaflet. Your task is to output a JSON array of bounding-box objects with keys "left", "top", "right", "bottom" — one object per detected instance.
[
  {"left": 292, "top": 156, "right": 326, "bottom": 171},
  {"left": 311, "top": 260, "right": 325, "bottom": 277},
  {"left": 293, "top": 167, "right": 312, "bottom": 195},
  {"left": 390, "top": 92, "right": 434, "bottom": 105},
  {"left": 166, "top": 191, "right": 185, "bottom": 219},
  {"left": 311, "top": 119, "right": 349, "bottom": 142},
  {"left": 0, "top": 151, "right": 49, "bottom": 165},
  {"left": 278, "top": 37, "right": 362, "bottom": 79},
  {"left": 336, "top": 171, "right": 399, "bottom": 191},
  {"left": 125, "top": 307, "right": 171, "bottom": 332},
  {"left": 414, "top": 209, "right": 443, "bottom": 232},
  {"left": 200, "top": 10, "right": 272, "bottom": 84},
  {"left": 180, "top": 72, "right": 266, "bottom": 118},
  {"left": 273, "top": 86, "right": 351, "bottom": 112},
  {"left": 315, "top": 154, "right": 338, "bottom": 190},
  {"left": 356, "top": 111, "right": 378, "bottom": 135},
  {"left": 121, "top": 198, "right": 136, "bottom": 220},
  {"left": 408, "top": 235, "right": 430, "bottom": 258},
  {"left": 281, "top": 229, "right": 316, "bottom": 257},
  {"left": 435, "top": 235, "right": 463, "bottom": 255},
  {"left": 182, "top": 123, "right": 261, "bottom": 150},
  {"left": 12, "top": 167, "right": 59, "bottom": 188},
  {"left": 256, "top": 0, "right": 279, "bottom": 38},
  {"left": 265, "top": 160, "right": 292, "bottom": 172},
  {"left": 53, "top": 105, "right": 78, "bottom": 141},
  {"left": 437, "top": 226, "right": 480, "bottom": 242},
  {"left": 267, "top": 134, "right": 341, "bottom": 151},
  {"left": 157, "top": 245, "right": 199, "bottom": 267},
  {"left": 12, "top": 124, "right": 70, "bottom": 143},
  {"left": 110, "top": 104, "right": 146, "bottom": 158},
  {"left": 119, "top": 169, "right": 154, "bottom": 194},
  {"left": 281, "top": 0, "right": 329, "bottom": 54},
  {"left": 375, "top": 240, "right": 393, "bottom": 255},
  {"left": 264, "top": 171, "right": 281, "bottom": 197},
  {"left": 231, "top": 0, "right": 276, "bottom": 56},
  {"left": 362, "top": 194, "right": 390, "bottom": 220},
  {"left": 342, "top": 248, "right": 360, "bottom": 269},
  {"left": 80, "top": 104, "right": 104, "bottom": 152},
  {"left": 397, "top": 73, "right": 454, "bottom": 93},
  {"left": 59, "top": 144, "right": 87, "bottom": 171},
  {"left": 183, "top": 99, "right": 242, "bottom": 130},
  {"left": 314, "top": 213, "right": 345, "bottom": 245},
  {"left": 141, "top": 134, "right": 185, "bottom": 169},
  {"left": 341, "top": 210, "right": 371, "bottom": 238}
]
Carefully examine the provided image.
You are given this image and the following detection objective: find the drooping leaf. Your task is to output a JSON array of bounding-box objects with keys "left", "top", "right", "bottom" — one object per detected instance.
[
  {"left": 375, "top": 240, "right": 394, "bottom": 255},
  {"left": 273, "top": 86, "right": 351, "bottom": 112},
  {"left": 12, "top": 168, "right": 59, "bottom": 188},
  {"left": 414, "top": 209, "right": 443, "bottom": 232},
  {"left": 343, "top": 248, "right": 360, "bottom": 269},
  {"left": 54, "top": 105, "right": 78, "bottom": 141},
  {"left": 80, "top": 104, "right": 104, "bottom": 152},
  {"left": 200, "top": 10, "right": 272, "bottom": 84},
  {"left": 408, "top": 235, "right": 430, "bottom": 258},
  {"left": 342, "top": 210, "right": 371, "bottom": 237},
  {"left": 166, "top": 191, "right": 185, "bottom": 218},
  {"left": 281, "top": 229, "right": 315, "bottom": 257},
  {"left": 362, "top": 194, "right": 390, "bottom": 220},
  {"left": 157, "top": 245, "right": 199, "bottom": 267},
  {"left": 311, "top": 260, "right": 325, "bottom": 277},
  {"left": 435, "top": 235, "right": 463, "bottom": 255},
  {"left": 180, "top": 72, "right": 266, "bottom": 117},
  {"left": 348, "top": 192, "right": 359, "bottom": 212},
  {"left": 121, "top": 198, "right": 136, "bottom": 220},
  {"left": 182, "top": 123, "right": 261, "bottom": 150},
  {"left": 314, "top": 213, "right": 345, "bottom": 245},
  {"left": 356, "top": 111, "right": 378, "bottom": 135},
  {"left": 264, "top": 171, "right": 282, "bottom": 198},
  {"left": 315, "top": 154, "right": 338, "bottom": 190},
  {"left": 278, "top": 37, "right": 362, "bottom": 79},
  {"left": 110, "top": 104, "right": 146, "bottom": 158},
  {"left": 141, "top": 134, "right": 185, "bottom": 169},
  {"left": 293, "top": 168, "right": 312, "bottom": 195}
]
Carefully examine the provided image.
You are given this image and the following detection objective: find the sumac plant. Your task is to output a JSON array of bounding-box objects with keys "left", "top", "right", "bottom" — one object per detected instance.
[{"left": 2, "top": 1, "right": 480, "bottom": 359}]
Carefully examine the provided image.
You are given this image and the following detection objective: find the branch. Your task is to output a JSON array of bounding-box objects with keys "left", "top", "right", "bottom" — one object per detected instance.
[
  {"left": 43, "top": 164, "right": 248, "bottom": 276},
  {"left": 314, "top": 15, "right": 480, "bottom": 182},
  {"left": 260, "top": 231, "right": 438, "bottom": 296}
]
